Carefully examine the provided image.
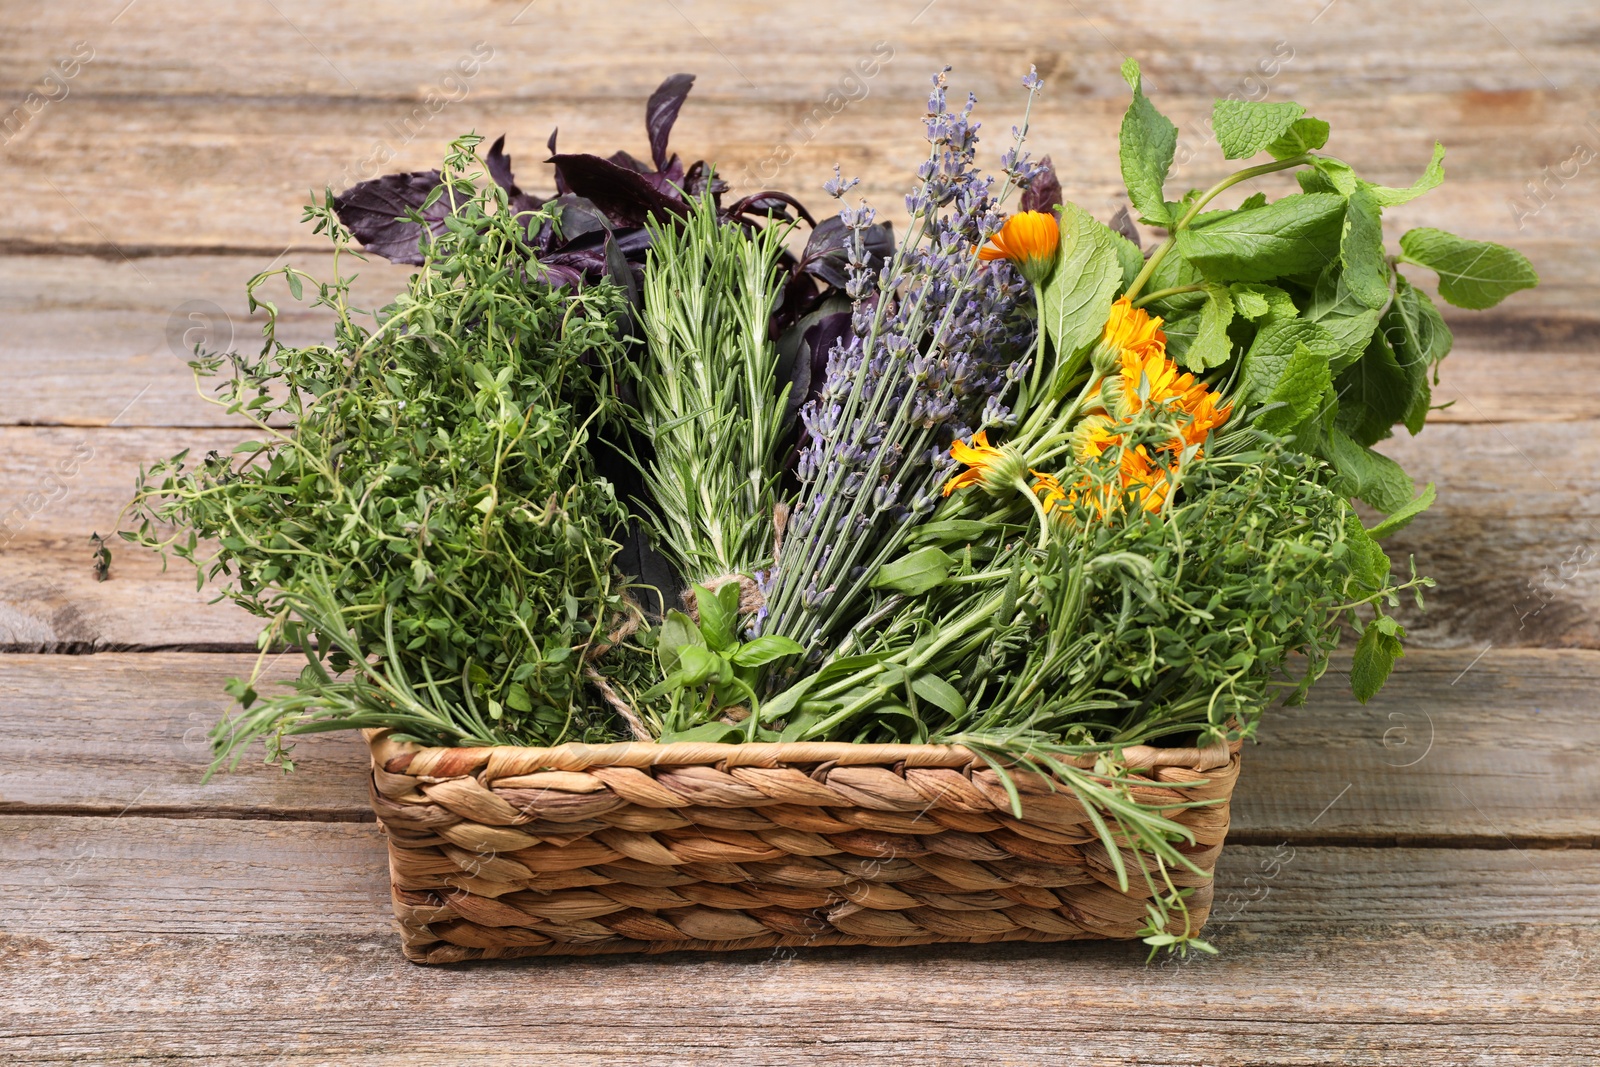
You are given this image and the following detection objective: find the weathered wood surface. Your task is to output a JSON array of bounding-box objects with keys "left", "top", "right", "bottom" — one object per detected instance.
[
  {"left": 5, "top": 419, "right": 1598, "bottom": 651},
  {"left": 4, "top": 648, "right": 1598, "bottom": 846},
  {"left": 2, "top": 820, "right": 1598, "bottom": 1065},
  {"left": 3, "top": 0, "right": 1597, "bottom": 1060}
]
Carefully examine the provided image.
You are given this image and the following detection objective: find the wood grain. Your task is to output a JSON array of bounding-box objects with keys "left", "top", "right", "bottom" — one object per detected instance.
[
  {"left": 1, "top": 1, "right": 1595, "bottom": 315},
  {"left": 0, "top": 253, "right": 412, "bottom": 429},
  {"left": 3, "top": 649, "right": 1597, "bottom": 847},
  {"left": 1, "top": 824, "right": 1596, "bottom": 1064}
]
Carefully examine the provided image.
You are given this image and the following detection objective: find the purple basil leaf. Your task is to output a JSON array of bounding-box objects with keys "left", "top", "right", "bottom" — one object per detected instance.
[
  {"left": 602, "top": 230, "right": 643, "bottom": 350},
  {"left": 683, "top": 160, "right": 729, "bottom": 199},
  {"left": 548, "top": 152, "right": 686, "bottom": 228},
  {"left": 645, "top": 73, "right": 696, "bottom": 172},
  {"left": 332, "top": 170, "right": 464, "bottom": 265},
  {"left": 725, "top": 190, "right": 817, "bottom": 226},
  {"left": 1109, "top": 204, "right": 1141, "bottom": 249},
  {"left": 1020, "top": 154, "right": 1062, "bottom": 215},
  {"left": 547, "top": 128, "right": 569, "bottom": 195},
  {"left": 608, "top": 149, "right": 653, "bottom": 174},
  {"left": 485, "top": 135, "right": 545, "bottom": 217},
  {"left": 532, "top": 261, "right": 586, "bottom": 290},
  {"left": 799, "top": 215, "right": 894, "bottom": 289},
  {"left": 546, "top": 194, "right": 610, "bottom": 246}
]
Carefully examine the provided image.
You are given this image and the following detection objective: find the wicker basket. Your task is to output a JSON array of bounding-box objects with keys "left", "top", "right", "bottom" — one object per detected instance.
[{"left": 366, "top": 730, "right": 1242, "bottom": 963}]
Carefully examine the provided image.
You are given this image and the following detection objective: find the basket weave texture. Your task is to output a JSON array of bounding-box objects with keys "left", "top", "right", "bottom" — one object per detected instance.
[{"left": 367, "top": 731, "right": 1242, "bottom": 963}]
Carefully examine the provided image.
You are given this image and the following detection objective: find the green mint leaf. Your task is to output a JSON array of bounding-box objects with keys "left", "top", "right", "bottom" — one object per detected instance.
[
  {"left": 1309, "top": 158, "right": 1358, "bottom": 195},
  {"left": 1240, "top": 286, "right": 1336, "bottom": 401},
  {"left": 1383, "top": 276, "right": 1452, "bottom": 434},
  {"left": 1398, "top": 227, "right": 1539, "bottom": 309},
  {"left": 1305, "top": 265, "right": 1385, "bottom": 374},
  {"left": 1180, "top": 283, "right": 1237, "bottom": 370},
  {"left": 1231, "top": 285, "right": 1272, "bottom": 321},
  {"left": 1322, "top": 426, "right": 1415, "bottom": 513},
  {"left": 1256, "top": 341, "right": 1331, "bottom": 433},
  {"left": 1365, "top": 142, "right": 1445, "bottom": 207},
  {"left": 1350, "top": 614, "right": 1406, "bottom": 704},
  {"left": 871, "top": 545, "right": 954, "bottom": 596},
  {"left": 1343, "top": 513, "right": 1392, "bottom": 592},
  {"left": 1110, "top": 228, "right": 1145, "bottom": 290},
  {"left": 693, "top": 583, "right": 739, "bottom": 652},
  {"left": 729, "top": 634, "right": 805, "bottom": 668},
  {"left": 1175, "top": 193, "right": 1346, "bottom": 283},
  {"left": 1340, "top": 186, "right": 1390, "bottom": 310},
  {"left": 1118, "top": 59, "right": 1179, "bottom": 227},
  {"left": 1266, "top": 117, "right": 1330, "bottom": 159},
  {"left": 1334, "top": 329, "right": 1412, "bottom": 447},
  {"left": 1211, "top": 100, "right": 1306, "bottom": 160},
  {"left": 1041, "top": 202, "right": 1125, "bottom": 360},
  {"left": 1366, "top": 482, "right": 1436, "bottom": 540}
]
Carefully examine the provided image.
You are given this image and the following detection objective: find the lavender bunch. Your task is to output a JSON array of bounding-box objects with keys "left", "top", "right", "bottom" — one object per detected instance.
[{"left": 759, "top": 69, "right": 1042, "bottom": 660}]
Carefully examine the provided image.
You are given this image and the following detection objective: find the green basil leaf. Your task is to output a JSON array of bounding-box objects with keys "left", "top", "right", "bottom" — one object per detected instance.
[
  {"left": 910, "top": 673, "right": 969, "bottom": 718},
  {"left": 693, "top": 583, "right": 738, "bottom": 652},
  {"left": 871, "top": 545, "right": 954, "bottom": 596},
  {"left": 730, "top": 634, "right": 805, "bottom": 668},
  {"left": 1398, "top": 227, "right": 1539, "bottom": 309},
  {"left": 657, "top": 608, "right": 704, "bottom": 676}
]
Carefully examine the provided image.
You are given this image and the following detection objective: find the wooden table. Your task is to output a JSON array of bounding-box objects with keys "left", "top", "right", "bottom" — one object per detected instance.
[{"left": 3, "top": 2, "right": 1597, "bottom": 1062}]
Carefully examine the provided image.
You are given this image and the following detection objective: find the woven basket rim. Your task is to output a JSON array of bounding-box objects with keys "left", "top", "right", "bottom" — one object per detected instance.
[{"left": 366, "top": 729, "right": 1238, "bottom": 780}]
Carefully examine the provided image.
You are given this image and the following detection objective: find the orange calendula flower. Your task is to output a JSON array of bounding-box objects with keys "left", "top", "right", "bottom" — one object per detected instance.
[
  {"left": 1102, "top": 297, "right": 1168, "bottom": 363},
  {"left": 1030, "top": 470, "right": 1068, "bottom": 514},
  {"left": 943, "top": 431, "right": 1004, "bottom": 496},
  {"left": 1065, "top": 298, "right": 1236, "bottom": 521},
  {"left": 944, "top": 430, "right": 1028, "bottom": 498},
  {"left": 977, "top": 210, "right": 1060, "bottom": 285}
]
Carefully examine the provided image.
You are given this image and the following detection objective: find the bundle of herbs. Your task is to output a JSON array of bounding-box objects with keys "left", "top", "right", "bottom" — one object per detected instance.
[{"left": 123, "top": 65, "right": 1534, "bottom": 954}]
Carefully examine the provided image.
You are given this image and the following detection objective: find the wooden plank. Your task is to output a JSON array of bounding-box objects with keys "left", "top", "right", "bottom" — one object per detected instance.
[
  {"left": 0, "top": 253, "right": 412, "bottom": 429},
  {"left": 0, "top": 653, "right": 369, "bottom": 820},
  {"left": 0, "top": 0, "right": 1595, "bottom": 293},
  {"left": 3, "top": 650, "right": 1597, "bottom": 845},
  {"left": 0, "top": 426, "right": 261, "bottom": 650},
  {"left": 4, "top": 415, "right": 1598, "bottom": 650},
  {"left": 1, "top": 255, "right": 1590, "bottom": 430},
  {"left": 4, "top": 929, "right": 1595, "bottom": 1066},
  {"left": 0, "top": 818, "right": 1596, "bottom": 1063},
  {"left": 4, "top": 0, "right": 1595, "bottom": 102}
]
